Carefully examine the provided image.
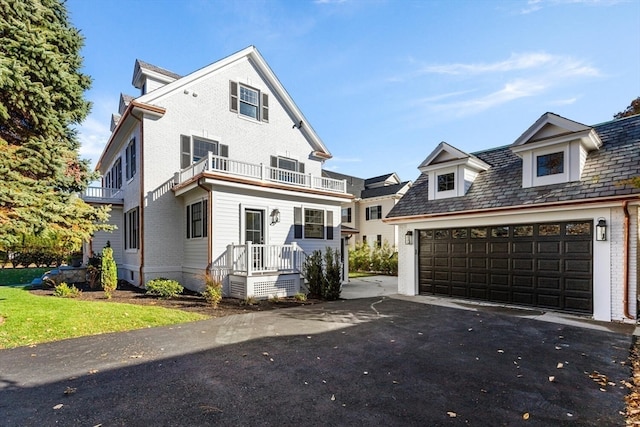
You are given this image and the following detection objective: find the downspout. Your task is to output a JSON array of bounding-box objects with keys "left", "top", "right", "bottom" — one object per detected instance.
[
  {"left": 131, "top": 109, "right": 144, "bottom": 286},
  {"left": 623, "top": 200, "right": 632, "bottom": 319},
  {"left": 197, "top": 178, "right": 213, "bottom": 271}
]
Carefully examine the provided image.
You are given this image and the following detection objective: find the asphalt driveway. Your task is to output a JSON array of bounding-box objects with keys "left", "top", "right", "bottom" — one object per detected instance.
[{"left": 0, "top": 296, "right": 633, "bottom": 426}]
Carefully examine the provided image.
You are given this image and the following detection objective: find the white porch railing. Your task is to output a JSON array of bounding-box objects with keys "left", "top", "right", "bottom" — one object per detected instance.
[
  {"left": 80, "top": 187, "right": 124, "bottom": 203},
  {"left": 226, "top": 241, "right": 305, "bottom": 276},
  {"left": 176, "top": 152, "right": 347, "bottom": 194}
]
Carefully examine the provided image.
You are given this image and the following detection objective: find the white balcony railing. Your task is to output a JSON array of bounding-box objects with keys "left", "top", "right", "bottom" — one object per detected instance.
[
  {"left": 80, "top": 187, "right": 124, "bottom": 203},
  {"left": 176, "top": 152, "right": 347, "bottom": 194},
  {"left": 226, "top": 241, "right": 305, "bottom": 276}
]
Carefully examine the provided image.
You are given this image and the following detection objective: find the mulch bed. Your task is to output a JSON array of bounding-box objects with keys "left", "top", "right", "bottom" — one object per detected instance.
[{"left": 28, "top": 281, "right": 321, "bottom": 318}]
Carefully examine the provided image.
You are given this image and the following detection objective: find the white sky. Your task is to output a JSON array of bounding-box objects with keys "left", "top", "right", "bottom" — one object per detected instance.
[{"left": 67, "top": 0, "right": 640, "bottom": 182}]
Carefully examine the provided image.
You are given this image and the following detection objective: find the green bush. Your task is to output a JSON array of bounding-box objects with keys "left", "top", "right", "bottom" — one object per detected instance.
[
  {"left": 348, "top": 240, "right": 397, "bottom": 275},
  {"left": 201, "top": 273, "right": 222, "bottom": 308},
  {"left": 303, "top": 247, "right": 342, "bottom": 301},
  {"left": 302, "top": 250, "right": 324, "bottom": 297},
  {"left": 322, "top": 247, "right": 342, "bottom": 301},
  {"left": 145, "top": 278, "right": 184, "bottom": 299},
  {"left": 101, "top": 247, "right": 118, "bottom": 299},
  {"left": 53, "top": 282, "right": 82, "bottom": 298}
]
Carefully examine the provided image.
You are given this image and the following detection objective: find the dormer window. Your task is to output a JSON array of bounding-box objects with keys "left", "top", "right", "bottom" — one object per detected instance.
[
  {"left": 437, "top": 172, "right": 455, "bottom": 191},
  {"left": 536, "top": 152, "right": 564, "bottom": 177}
]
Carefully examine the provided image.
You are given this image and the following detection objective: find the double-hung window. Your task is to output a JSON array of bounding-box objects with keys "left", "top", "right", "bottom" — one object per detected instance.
[
  {"left": 437, "top": 172, "right": 455, "bottom": 192},
  {"left": 293, "top": 207, "right": 333, "bottom": 240},
  {"left": 342, "top": 207, "right": 352, "bottom": 223},
  {"left": 229, "top": 81, "right": 269, "bottom": 122},
  {"left": 125, "top": 138, "right": 136, "bottom": 180},
  {"left": 270, "top": 156, "right": 305, "bottom": 183},
  {"left": 366, "top": 205, "right": 382, "bottom": 221},
  {"left": 186, "top": 200, "right": 208, "bottom": 239},
  {"left": 124, "top": 207, "right": 139, "bottom": 250},
  {"left": 180, "top": 135, "right": 229, "bottom": 169}
]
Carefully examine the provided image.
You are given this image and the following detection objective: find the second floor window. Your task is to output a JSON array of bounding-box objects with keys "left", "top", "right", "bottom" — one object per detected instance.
[
  {"left": 437, "top": 172, "right": 455, "bottom": 192},
  {"left": 111, "top": 158, "right": 122, "bottom": 189},
  {"left": 366, "top": 205, "right": 382, "bottom": 221},
  {"left": 342, "top": 207, "right": 352, "bottom": 223},
  {"left": 125, "top": 138, "right": 136, "bottom": 180},
  {"left": 229, "top": 81, "right": 269, "bottom": 122},
  {"left": 180, "top": 135, "right": 229, "bottom": 169}
]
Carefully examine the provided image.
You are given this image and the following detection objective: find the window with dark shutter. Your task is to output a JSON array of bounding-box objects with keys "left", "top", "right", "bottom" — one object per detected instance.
[
  {"left": 229, "top": 81, "right": 238, "bottom": 112},
  {"left": 186, "top": 205, "right": 191, "bottom": 238},
  {"left": 262, "top": 93, "right": 269, "bottom": 122},
  {"left": 365, "top": 207, "right": 370, "bottom": 221},
  {"left": 203, "top": 200, "right": 208, "bottom": 238}
]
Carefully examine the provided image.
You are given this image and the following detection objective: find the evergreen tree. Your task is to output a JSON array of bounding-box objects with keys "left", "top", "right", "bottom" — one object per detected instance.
[{"left": 0, "top": 0, "right": 110, "bottom": 251}]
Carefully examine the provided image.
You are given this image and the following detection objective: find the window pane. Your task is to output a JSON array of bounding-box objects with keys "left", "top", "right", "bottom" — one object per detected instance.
[
  {"left": 434, "top": 229, "right": 449, "bottom": 239},
  {"left": 192, "top": 137, "right": 217, "bottom": 162},
  {"left": 420, "top": 230, "right": 433, "bottom": 240},
  {"left": 491, "top": 226, "right": 509, "bottom": 238},
  {"left": 239, "top": 86, "right": 259, "bottom": 119},
  {"left": 191, "top": 202, "right": 202, "bottom": 238},
  {"left": 566, "top": 222, "right": 591, "bottom": 236},
  {"left": 513, "top": 225, "right": 533, "bottom": 237},
  {"left": 278, "top": 157, "right": 297, "bottom": 171},
  {"left": 471, "top": 228, "right": 487, "bottom": 238},
  {"left": 437, "top": 173, "right": 455, "bottom": 192},
  {"left": 536, "top": 152, "right": 564, "bottom": 177},
  {"left": 452, "top": 228, "right": 467, "bottom": 239},
  {"left": 304, "top": 208, "right": 324, "bottom": 239},
  {"left": 539, "top": 224, "right": 560, "bottom": 236}
]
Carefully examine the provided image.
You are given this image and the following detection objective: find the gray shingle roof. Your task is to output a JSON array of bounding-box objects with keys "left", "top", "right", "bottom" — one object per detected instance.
[
  {"left": 387, "top": 114, "right": 640, "bottom": 219},
  {"left": 135, "top": 59, "right": 182, "bottom": 80},
  {"left": 322, "top": 170, "right": 365, "bottom": 197},
  {"left": 361, "top": 181, "right": 411, "bottom": 199}
]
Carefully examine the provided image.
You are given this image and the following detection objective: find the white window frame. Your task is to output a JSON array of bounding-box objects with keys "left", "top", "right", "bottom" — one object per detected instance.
[{"left": 531, "top": 146, "right": 570, "bottom": 187}]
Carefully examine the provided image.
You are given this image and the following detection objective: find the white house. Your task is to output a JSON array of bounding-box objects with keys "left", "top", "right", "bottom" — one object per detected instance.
[
  {"left": 322, "top": 171, "right": 411, "bottom": 249},
  {"left": 386, "top": 113, "right": 640, "bottom": 322},
  {"left": 83, "top": 46, "right": 352, "bottom": 298}
]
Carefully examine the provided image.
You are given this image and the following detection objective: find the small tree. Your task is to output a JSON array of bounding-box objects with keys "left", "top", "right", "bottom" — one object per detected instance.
[
  {"left": 101, "top": 247, "right": 117, "bottom": 299},
  {"left": 323, "top": 247, "right": 342, "bottom": 301},
  {"left": 302, "top": 249, "right": 324, "bottom": 297}
]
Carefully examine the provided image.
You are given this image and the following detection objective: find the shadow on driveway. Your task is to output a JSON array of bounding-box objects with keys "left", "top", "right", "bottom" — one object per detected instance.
[{"left": 0, "top": 298, "right": 632, "bottom": 426}]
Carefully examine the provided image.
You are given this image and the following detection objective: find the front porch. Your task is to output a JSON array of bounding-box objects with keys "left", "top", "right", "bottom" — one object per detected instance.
[{"left": 212, "top": 242, "right": 306, "bottom": 299}]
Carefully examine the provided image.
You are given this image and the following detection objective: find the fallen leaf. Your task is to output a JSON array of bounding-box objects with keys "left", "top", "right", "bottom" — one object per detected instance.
[
  {"left": 53, "top": 404, "right": 63, "bottom": 410},
  {"left": 64, "top": 387, "right": 77, "bottom": 395},
  {"left": 363, "top": 371, "right": 369, "bottom": 375},
  {"left": 498, "top": 349, "right": 504, "bottom": 353},
  {"left": 523, "top": 412, "right": 530, "bottom": 420},
  {"left": 549, "top": 376, "right": 555, "bottom": 382},
  {"left": 557, "top": 362, "right": 564, "bottom": 369},
  {"left": 331, "top": 394, "right": 336, "bottom": 401},
  {"left": 262, "top": 352, "right": 269, "bottom": 356},
  {"left": 447, "top": 411, "right": 457, "bottom": 418}
]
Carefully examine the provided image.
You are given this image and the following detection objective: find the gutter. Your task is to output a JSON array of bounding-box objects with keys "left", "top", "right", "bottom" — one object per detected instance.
[
  {"left": 384, "top": 195, "right": 640, "bottom": 223},
  {"left": 623, "top": 200, "right": 632, "bottom": 319}
]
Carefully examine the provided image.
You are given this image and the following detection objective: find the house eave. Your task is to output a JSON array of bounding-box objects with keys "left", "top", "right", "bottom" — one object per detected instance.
[{"left": 384, "top": 195, "right": 640, "bottom": 224}]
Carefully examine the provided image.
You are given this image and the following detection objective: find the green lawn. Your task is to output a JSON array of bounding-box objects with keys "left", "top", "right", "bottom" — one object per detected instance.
[
  {"left": 0, "top": 267, "right": 49, "bottom": 286},
  {"left": 0, "top": 286, "right": 208, "bottom": 349}
]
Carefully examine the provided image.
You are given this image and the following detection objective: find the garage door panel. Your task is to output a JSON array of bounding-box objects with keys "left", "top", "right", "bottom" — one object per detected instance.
[
  {"left": 565, "top": 259, "right": 591, "bottom": 274},
  {"left": 565, "top": 240, "right": 591, "bottom": 255},
  {"left": 419, "top": 222, "right": 592, "bottom": 314},
  {"left": 538, "top": 259, "right": 560, "bottom": 272},
  {"left": 490, "top": 258, "right": 509, "bottom": 270},
  {"left": 490, "top": 242, "right": 509, "bottom": 254},
  {"left": 537, "top": 241, "right": 561, "bottom": 254}
]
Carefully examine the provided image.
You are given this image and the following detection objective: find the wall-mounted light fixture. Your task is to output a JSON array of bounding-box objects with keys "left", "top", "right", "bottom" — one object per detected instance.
[
  {"left": 270, "top": 208, "right": 280, "bottom": 225},
  {"left": 596, "top": 218, "right": 607, "bottom": 241},
  {"left": 405, "top": 230, "right": 413, "bottom": 245}
]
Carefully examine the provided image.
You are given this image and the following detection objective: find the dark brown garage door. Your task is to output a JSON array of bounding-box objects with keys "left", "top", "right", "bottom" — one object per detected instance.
[{"left": 418, "top": 221, "right": 593, "bottom": 314}]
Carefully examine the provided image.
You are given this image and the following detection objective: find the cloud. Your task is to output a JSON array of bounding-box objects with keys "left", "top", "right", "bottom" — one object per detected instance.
[
  {"left": 76, "top": 114, "right": 111, "bottom": 170},
  {"left": 328, "top": 156, "right": 362, "bottom": 163},
  {"left": 518, "top": 0, "right": 625, "bottom": 14},
  {"left": 549, "top": 96, "right": 579, "bottom": 105},
  {"left": 405, "top": 52, "right": 600, "bottom": 117}
]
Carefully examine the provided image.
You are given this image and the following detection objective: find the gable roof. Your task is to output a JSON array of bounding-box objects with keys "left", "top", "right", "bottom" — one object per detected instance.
[
  {"left": 135, "top": 46, "right": 331, "bottom": 159},
  {"left": 387, "top": 114, "right": 640, "bottom": 220},
  {"left": 365, "top": 173, "right": 399, "bottom": 187},
  {"left": 322, "top": 170, "right": 365, "bottom": 197},
  {"left": 511, "top": 112, "right": 602, "bottom": 153},
  {"left": 322, "top": 170, "right": 410, "bottom": 199},
  {"left": 132, "top": 59, "right": 182, "bottom": 89},
  {"left": 418, "top": 141, "right": 490, "bottom": 173},
  {"left": 361, "top": 181, "right": 411, "bottom": 199}
]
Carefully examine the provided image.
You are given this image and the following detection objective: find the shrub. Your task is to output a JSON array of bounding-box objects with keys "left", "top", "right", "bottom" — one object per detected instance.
[
  {"left": 348, "top": 240, "right": 397, "bottom": 275},
  {"left": 101, "top": 247, "right": 118, "bottom": 299},
  {"left": 242, "top": 296, "right": 257, "bottom": 306},
  {"left": 294, "top": 292, "right": 307, "bottom": 302},
  {"left": 323, "top": 247, "right": 342, "bottom": 301},
  {"left": 303, "top": 247, "right": 342, "bottom": 301},
  {"left": 302, "top": 250, "right": 324, "bottom": 298},
  {"left": 145, "top": 278, "right": 184, "bottom": 299},
  {"left": 201, "top": 273, "right": 222, "bottom": 308},
  {"left": 53, "top": 282, "right": 82, "bottom": 298}
]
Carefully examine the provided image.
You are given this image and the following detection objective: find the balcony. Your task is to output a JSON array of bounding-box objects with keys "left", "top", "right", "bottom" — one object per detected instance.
[
  {"left": 175, "top": 152, "right": 347, "bottom": 194},
  {"left": 80, "top": 187, "right": 124, "bottom": 205}
]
